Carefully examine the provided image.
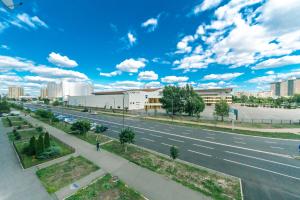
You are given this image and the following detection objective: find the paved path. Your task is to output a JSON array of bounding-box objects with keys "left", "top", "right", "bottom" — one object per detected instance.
[
  {"left": 0, "top": 119, "right": 52, "bottom": 200},
  {"left": 24, "top": 115, "right": 210, "bottom": 200}
]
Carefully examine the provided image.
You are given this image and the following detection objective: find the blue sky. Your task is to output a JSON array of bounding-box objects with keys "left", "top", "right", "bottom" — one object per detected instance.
[{"left": 1, "top": 0, "right": 300, "bottom": 95}]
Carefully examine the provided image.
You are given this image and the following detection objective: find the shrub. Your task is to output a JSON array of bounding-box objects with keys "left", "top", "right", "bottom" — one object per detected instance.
[
  {"left": 14, "top": 131, "right": 21, "bottom": 140},
  {"left": 26, "top": 136, "right": 37, "bottom": 156},
  {"left": 95, "top": 125, "right": 108, "bottom": 133},
  {"left": 36, "top": 126, "right": 43, "bottom": 132},
  {"left": 170, "top": 146, "right": 179, "bottom": 160},
  {"left": 17, "top": 125, "right": 22, "bottom": 130},
  {"left": 52, "top": 117, "right": 59, "bottom": 123},
  {"left": 36, "top": 146, "right": 61, "bottom": 159},
  {"left": 119, "top": 128, "right": 135, "bottom": 152},
  {"left": 71, "top": 120, "right": 91, "bottom": 135}
]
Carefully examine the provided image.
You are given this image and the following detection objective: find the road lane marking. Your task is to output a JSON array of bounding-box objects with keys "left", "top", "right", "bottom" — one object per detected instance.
[
  {"left": 223, "top": 159, "right": 300, "bottom": 181},
  {"left": 141, "top": 138, "right": 155, "bottom": 142},
  {"left": 206, "top": 136, "right": 215, "bottom": 140},
  {"left": 161, "top": 142, "right": 172, "bottom": 147},
  {"left": 193, "top": 144, "right": 214, "bottom": 150},
  {"left": 60, "top": 113, "right": 293, "bottom": 159},
  {"left": 181, "top": 132, "right": 190, "bottom": 135},
  {"left": 270, "top": 146, "right": 284, "bottom": 150},
  {"left": 168, "top": 138, "right": 184, "bottom": 143},
  {"left": 234, "top": 141, "right": 246, "bottom": 145},
  {"left": 186, "top": 129, "right": 193, "bottom": 132},
  {"left": 136, "top": 130, "right": 145, "bottom": 134},
  {"left": 188, "top": 150, "right": 212, "bottom": 157},
  {"left": 233, "top": 137, "right": 243, "bottom": 140},
  {"left": 111, "top": 130, "right": 119, "bottom": 133},
  {"left": 225, "top": 151, "right": 300, "bottom": 169},
  {"left": 207, "top": 133, "right": 215, "bottom": 136},
  {"left": 150, "top": 134, "right": 162, "bottom": 138}
]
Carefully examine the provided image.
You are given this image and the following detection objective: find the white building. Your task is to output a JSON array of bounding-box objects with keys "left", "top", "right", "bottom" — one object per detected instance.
[
  {"left": 40, "top": 87, "right": 48, "bottom": 99},
  {"left": 8, "top": 86, "right": 24, "bottom": 99},
  {"left": 68, "top": 88, "right": 162, "bottom": 110},
  {"left": 47, "top": 80, "right": 93, "bottom": 100}
]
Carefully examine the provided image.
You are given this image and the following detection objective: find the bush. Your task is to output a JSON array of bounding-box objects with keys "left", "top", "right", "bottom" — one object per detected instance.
[
  {"left": 17, "top": 125, "right": 22, "bottom": 130},
  {"left": 14, "top": 131, "right": 21, "bottom": 140},
  {"left": 71, "top": 120, "right": 91, "bottom": 135},
  {"left": 36, "top": 134, "right": 45, "bottom": 155},
  {"left": 25, "top": 136, "right": 37, "bottom": 156},
  {"left": 95, "top": 125, "right": 108, "bottom": 133},
  {"left": 119, "top": 128, "right": 135, "bottom": 152},
  {"left": 35, "top": 109, "right": 54, "bottom": 119},
  {"left": 170, "top": 146, "right": 179, "bottom": 160},
  {"left": 36, "top": 126, "right": 43, "bottom": 132},
  {"left": 36, "top": 146, "right": 61, "bottom": 159},
  {"left": 52, "top": 117, "right": 59, "bottom": 123}
]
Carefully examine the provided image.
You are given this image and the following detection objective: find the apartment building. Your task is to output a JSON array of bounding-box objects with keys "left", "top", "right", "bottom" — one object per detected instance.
[{"left": 8, "top": 86, "right": 24, "bottom": 99}]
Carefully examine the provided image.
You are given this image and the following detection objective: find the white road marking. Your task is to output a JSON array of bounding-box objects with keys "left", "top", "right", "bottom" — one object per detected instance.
[
  {"left": 193, "top": 144, "right": 214, "bottom": 150},
  {"left": 161, "top": 142, "right": 172, "bottom": 147},
  {"left": 234, "top": 141, "right": 246, "bottom": 145},
  {"left": 188, "top": 150, "right": 212, "bottom": 157},
  {"left": 141, "top": 137, "right": 155, "bottom": 142},
  {"left": 111, "top": 130, "right": 119, "bottom": 133},
  {"left": 185, "top": 129, "right": 193, "bottom": 132},
  {"left": 225, "top": 151, "right": 300, "bottom": 169},
  {"left": 206, "top": 136, "right": 215, "bottom": 140},
  {"left": 150, "top": 134, "right": 162, "bottom": 138},
  {"left": 168, "top": 138, "right": 184, "bottom": 143},
  {"left": 223, "top": 159, "right": 300, "bottom": 181},
  {"left": 62, "top": 113, "right": 293, "bottom": 159},
  {"left": 265, "top": 141, "right": 277, "bottom": 144},
  {"left": 207, "top": 132, "right": 215, "bottom": 136},
  {"left": 270, "top": 146, "right": 284, "bottom": 150},
  {"left": 136, "top": 130, "right": 145, "bottom": 134},
  {"left": 181, "top": 132, "right": 190, "bottom": 135}
]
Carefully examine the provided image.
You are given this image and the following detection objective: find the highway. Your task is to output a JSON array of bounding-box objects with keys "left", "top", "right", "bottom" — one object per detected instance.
[{"left": 27, "top": 104, "right": 300, "bottom": 200}]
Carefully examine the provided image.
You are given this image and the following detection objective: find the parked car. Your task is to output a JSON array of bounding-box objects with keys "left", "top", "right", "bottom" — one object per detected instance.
[{"left": 90, "top": 122, "right": 97, "bottom": 130}]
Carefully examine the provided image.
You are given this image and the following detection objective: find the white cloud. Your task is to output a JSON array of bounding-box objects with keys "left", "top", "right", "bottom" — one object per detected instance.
[
  {"left": 138, "top": 71, "right": 158, "bottom": 81},
  {"left": 248, "top": 69, "right": 300, "bottom": 84},
  {"left": 141, "top": 17, "right": 158, "bottom": 32},
  {"left": 252, "top": 55, "right": 300, "bottom": 70},
  {"left": 0, "top": 55, "right": 88, "bottom": 80},
  {"left": 161, "top": 76, "right": 189, "bottom": 83},
  {"left": 193, "top": 0, "right": 222, "bottom": 14},
  {"left": 0, "top": 74, "right": 22, "bottom": 81},
  {"left": 1, "top": 44, "right": 9, "bottom": 50},
  {"left": 16, "top": 13, "right": 48, "bottom": 29},
  {"left": 47, "top": 52, "right": 78, "bottom": 68},
  {"left": 23, "top": 76, "right": 56, "bottom": 83},
  {"left": 144, "top": 81, "right": 161, "bottom": 88},
  {"left": 94, "top": 81, "right": 144, "bottom": 91},
  {"left": 203, "top": 72, "right": 243, "bottom": 80},
  {"left": 173, "top": 55, "right": 208, "bottom": 72},
  {"left": 116, "top": 58, "right": 146, "bottom": 73},
  {"left": 176, "top": 35, "right": 195, "bottom": 54},
  {"left": 99, "top": 70, "right": 121, "bottom": 77},
  {"left": 127, "top": 32, "right": 137, "bottom": 46},
  {"left": 266, "top": 70, "right": 274, "bottom": 75}
]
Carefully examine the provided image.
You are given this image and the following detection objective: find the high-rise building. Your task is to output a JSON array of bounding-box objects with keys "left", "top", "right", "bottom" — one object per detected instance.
[
  {"left": 40, "top": 87, "right": 48, "bottom": 99},
  {"left": 8, "top": 86, "right": 24, "bottom": 99},
  {"left": 271, "top": 78, "right": 300, "bottom": 97},
  {"left": 46, "top": 80, "right": 93, "bottom": 100}
]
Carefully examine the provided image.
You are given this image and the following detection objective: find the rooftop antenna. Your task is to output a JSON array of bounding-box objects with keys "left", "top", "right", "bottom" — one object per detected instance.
[{"left": 1, "top": 0, "right": 23, "bottom": 9}]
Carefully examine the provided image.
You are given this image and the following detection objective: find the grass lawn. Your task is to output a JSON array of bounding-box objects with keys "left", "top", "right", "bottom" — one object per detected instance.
[
  {"left": 66, "top": 174, "right": 146, "bottom": 200},
  {"left": 8, "top": 129, "right": 40, "bottom": 141},
  {"left": 14, "top": 137, "right": 74, "bottom": 168},
  {"left": 36, "top": 156, "right": 99, "bottom": 193},
  {"left": 102, "top": 141, "right": 241, "bottom": 200}
]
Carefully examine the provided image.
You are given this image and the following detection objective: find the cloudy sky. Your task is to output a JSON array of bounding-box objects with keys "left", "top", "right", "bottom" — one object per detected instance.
[{"left": 1, "top": 0, "right": 300, "bottom": 95}]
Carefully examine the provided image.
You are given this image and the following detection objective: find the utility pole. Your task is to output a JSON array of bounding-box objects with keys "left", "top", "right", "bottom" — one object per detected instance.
[
  {"left": 122, "top": 93, "right": 125, "bottom": 129},
  {"left": 171, "top": 98, "right": 174, "bottom": 121}
]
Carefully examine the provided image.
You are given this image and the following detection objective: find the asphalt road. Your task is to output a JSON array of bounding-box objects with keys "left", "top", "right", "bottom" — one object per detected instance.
[{"left": 27, "top": 104, "right": 300, "bottom": 200}]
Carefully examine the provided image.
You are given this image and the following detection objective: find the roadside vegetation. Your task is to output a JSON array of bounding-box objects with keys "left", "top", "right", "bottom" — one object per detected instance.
[
  {"left": 36, "top": 156, "right": 99, "bottom": 193},
  {"left": 102, "top": 140, "right": 241, "bottom": 200},
  {"left": 66, "top": 174, "right": 146, "bottom": 200}
]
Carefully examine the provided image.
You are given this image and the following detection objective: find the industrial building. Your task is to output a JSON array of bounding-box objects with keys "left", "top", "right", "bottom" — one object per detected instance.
[
  {"left": 68, "top": 87, "right": 233, "bottom": 110},
  {"left": 271, "top": 79, "right": 300, "bottom": 97},
  {"left": 8, "top": 86, "right": 24, "bottom": 99},
  {"left": 195, "top": 88, "right": 233, "bottom": 105},
  {"left": 46, "top": 80, "right": 93, "bottom": 100},
  {"left": 68, "top": 88, "right": 162, "bottom": 110}
]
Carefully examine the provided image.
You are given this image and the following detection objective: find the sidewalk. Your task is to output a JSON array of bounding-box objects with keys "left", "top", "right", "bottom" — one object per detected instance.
[
  {"left": 144, "top": 116, "right": 300, "bottom": 134},
  {"left": 0, "top": 119, "right": 52, "bottom": 200},
  {"left": 23, "top": 115, "right": 210, "bottom": 200}
]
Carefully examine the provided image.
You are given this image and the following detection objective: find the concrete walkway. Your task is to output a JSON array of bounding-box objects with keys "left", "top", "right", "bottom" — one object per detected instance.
[
  {"left": 24, "top": 115, "right": 210, "bottom": 200},
  {"left": 0, "top": 119, "right": 52, "bottom": 200}
]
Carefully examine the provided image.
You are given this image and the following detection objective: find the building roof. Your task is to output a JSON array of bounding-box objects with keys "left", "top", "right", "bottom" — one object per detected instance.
[{"left": 93, "top": 88, "right": 160, "bottom": 95}]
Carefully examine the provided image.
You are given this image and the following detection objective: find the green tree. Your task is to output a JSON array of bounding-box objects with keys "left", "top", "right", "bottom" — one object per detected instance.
[
  {"left": 35, "top": 109, "right": 54, "bottom": 119},
  {"left": 36, "top": 126, "right": 43, "bottom": 132},
  {"left": 183, "top": 84, "right": 205, "bottom": 116},
  {"left": 160, "top": 85, "right": 185, "bottom": 115},
  {"left": 52, "top": 100, "right": 60, "bottom": 106},
  {"left": 28, "top": 136, "right": 36, "bottom": 156},
  {"left": 44, "top": 132, "right": 51, "bottom": 149},
  {"left": 36, "top": 134, "right": 45, "bottom": 155},
  {"left": 292, "top": 94, "right": 300, "bottom": 104},
  {"left": 43, "top": 98, "right": 50, "bottom": 105},
  {"left": 214, "top": 99, "right": 229, "bottom": 121},
  {"left": 71, "top": 120, "right": 91, "bottom": 135},
  {"left": 0, "top": 101, "right": 10, "bottom": 113},
  {"left": 119, "top": 128, "right": 135, "bottom": 152},
  {"left": 170, "top": 146, "right": 179, "bottom": 160}
]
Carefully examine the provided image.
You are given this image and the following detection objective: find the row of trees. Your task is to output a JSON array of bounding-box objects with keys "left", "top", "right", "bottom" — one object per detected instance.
[
  {"left": 160, "top": 85, "right": 205, "bottom": 117},
  {"left": 25, "top": 132, "right": 51, "bottom": 157},
  {"left": 0, "top": 100, "right": 10, "bottom": 114},
  {"left": 233, "top": 94, "right": 300, "bottom": 106}
]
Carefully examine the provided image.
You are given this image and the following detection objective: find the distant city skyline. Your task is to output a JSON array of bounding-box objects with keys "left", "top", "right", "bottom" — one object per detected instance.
[{"left": 1, "top": 0, "right": 300, "bottom": 96}]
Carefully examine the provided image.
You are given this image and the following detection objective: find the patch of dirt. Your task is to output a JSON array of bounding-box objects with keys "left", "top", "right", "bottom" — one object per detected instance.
[{"left": 98, "top": 188, "right": 120, "bottom": 200}]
